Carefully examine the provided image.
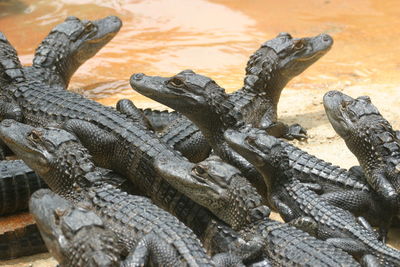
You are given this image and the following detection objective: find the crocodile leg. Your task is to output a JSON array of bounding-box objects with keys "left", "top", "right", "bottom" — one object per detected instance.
[
  {"left": 116, "top": 99, "right": 152, "bottom": 130},
  {"left": 123, "top": 233, "right": 187, "bottom": 266},
  {"left": 63, "top": 119, "right": 118, "bottom": 169},
  {"left": 141, "top": 108, "right": 182, "bottom": 132},
  {"left": 271, "top": 195, "right": 297, "bottom": 222},
  {"left": 261, "top": 115, "right": 307, "bottom": 141}
]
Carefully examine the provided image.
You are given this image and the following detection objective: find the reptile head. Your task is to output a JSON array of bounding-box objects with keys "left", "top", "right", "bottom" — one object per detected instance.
[
  {"left": 131, "top": 70, "right": 239, "bottom": 128},
  {"left": 30, "top": 189, "right": 120, "bottom": 266},
  {"left": 224, "top": 127, "right": 287, "bottom": 186},
  {"left": 154, "top": 155, "right": 269, "bottom": 229},
  {"left": 131, "top": 70, "right": 227, "bottom": 114},
  {"left": 0, "top": 120, "right": 95, "bottom": 191},
  {"left": 323, "top": 90, "right": 381, "bottom": 139},
  {"left": 262, "top": 32, "right": 332, "bottom": 78},
  {"left": 33, "top": 16, "right": 122, "bottom": 85}
]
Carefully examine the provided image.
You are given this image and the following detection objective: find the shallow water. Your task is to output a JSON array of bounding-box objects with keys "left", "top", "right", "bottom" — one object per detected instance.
[
  {"left": 1, "top": 0, "right": 400, "bottom": 265},
  {"left": 2, "top": 0, "right": 400, "bottom": 106}
]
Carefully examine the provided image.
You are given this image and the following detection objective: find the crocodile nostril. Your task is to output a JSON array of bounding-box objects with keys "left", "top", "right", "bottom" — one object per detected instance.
[
  {"left": 321, "top": 34, "right": 333, "bottom": 43},
  {"left": 132, "top": 73, "right": 144, "bottom": 81}
]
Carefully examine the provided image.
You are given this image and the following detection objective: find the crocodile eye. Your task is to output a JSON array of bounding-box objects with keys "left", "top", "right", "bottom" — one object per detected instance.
[
  {"left": 28, "top": 130, "right": 43, "bottom": 141},
  {"left": 245, "top": 135, "right": 257, "bottom": 145},
  {"left": 293, "top": 40, "right": 305, "bottom": 50},
  {"left": 168, "top": 78, "right": 185, "bottom": 88},
  {"left": 340, "top": 100, "right": 351, "bottom": 110},
  {"left": 192, "top": 165, "right": 206, "bottom": 176},
  {"left": 85, "top": 22, "right": 95, "bottom": 32}
]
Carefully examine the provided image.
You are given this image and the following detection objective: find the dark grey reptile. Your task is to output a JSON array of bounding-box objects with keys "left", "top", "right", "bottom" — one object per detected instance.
[
  {"left": 1, "top": 121, "right": 243, "bottom": 266},
  {"left": 126, "top": 33, "right": 332, "bottom": 162},
  {"left": 139, "top": 33, "right": 332, "bottom": 139},
  {"left": 324, "top": 90, "right": 400, "bottom": 239},
  {"left": 0, "top": 32, "right": 263, "bottom": 262},
  {"left": 224, "top": 126, "right": 400, "bottom": 266},
  {"left": 0, "top": 15, "right": 121, "bottom": 214},
  {"left": 29, "top": 189, "right": 123, "bottom": 266},
  {"left": 25, "top": 15, "right": 122, "bottom": 91},
  {"left": 154, "top": 155, "right": 360, "bottom": 266},
  {"left": 130, "top": 70, "right": 370, "bottom": 201}
]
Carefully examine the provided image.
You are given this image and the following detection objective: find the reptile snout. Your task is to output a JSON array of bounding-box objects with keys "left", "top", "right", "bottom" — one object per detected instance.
[
  {"left": 321, "top": 34, "right": 333, "bottom": 43},
  {"left": 131, "top": 73, "right": 144, "bottom": 81}
]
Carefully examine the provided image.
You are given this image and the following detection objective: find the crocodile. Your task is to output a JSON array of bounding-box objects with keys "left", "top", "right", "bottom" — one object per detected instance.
[
  {"left": 130, "top": 70, "right": 370, "bottom": 198},
  {"left": 0, "top": 33, "right": 261, "bottom": 262},
  {"left": 0, "top": 220, "right": 47, "bottom": 260},
  {"left": 0, "top": 34, "right": 268, "bottom": 262},
  {"left": 323, "top": 90, "right": 400, "bottom": 237},
  {"left": 30, "top": 189, "right": 124, "bottom": 266},
  {"left": 125, "top": 33, "right": 332, "bottom": 162},
  {"left": 224, "top": 126, "right": 400, "bottom": 266},
  {"left": 133, "top": 32, "right": 333, "bottom": 141},
  {"left": 25, "top": 15, "right": 122, "bottom": 91},
  {"left": 154, "top": 155, "right": 360, "bottom": 266},
  {"left": 0, "top": 15, "right": 122, "bottom": 213},
  {"left": 1, "top": 122, "right": 246, "bottom": 266}
]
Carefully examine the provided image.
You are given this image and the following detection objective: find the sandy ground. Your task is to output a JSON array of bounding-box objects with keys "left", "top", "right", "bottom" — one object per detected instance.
[{"left": 1, "top": 82, "right": 399, "bottom": 266}]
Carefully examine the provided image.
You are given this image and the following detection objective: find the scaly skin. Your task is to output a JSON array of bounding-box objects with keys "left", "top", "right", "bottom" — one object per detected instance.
[
  {"left": 324, "top": 90, "right": 400, "bottom": 238},
  {"left": 132, "top": 33, "right": 333, "bottom": 141},
  {"left": 27, "top": 15, "right": 122, "bottom": 90},
  {"left": 154, "top": 155, "right": 360, "bottom": 266},
  {"left": 0, "top": 222, "right": 47, "bottom": 260},
  {"left": 0, "top": 35, "right": 261, "bottom": 261},
  {"left": 140, "top": 108, "right": 183, "bottom": 132},
  {"left": 0, "top": 15, "right": 121, "bottom": 212},
  {"left": 224, "top": 127, "right": 400, "bottom": 266},
  {"left": 130, "top": 70, "right": 370, "bottom": 201},
  {"left": 0, "top": 160, "right": 46, "bottom": 215},
  {"left": 125, "top": 33, "right": 333, "bottom": 162},
  {"left": 30, "top": 189, "right": 122, "bottom": 267},
  {"left": 1, "top": 122, "right": 232, "bottom": 266}
]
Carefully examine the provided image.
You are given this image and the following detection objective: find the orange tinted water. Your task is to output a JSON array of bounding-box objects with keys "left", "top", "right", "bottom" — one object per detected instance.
[{"left": 2, "top": 0, "right": 400, "bottom": 106}]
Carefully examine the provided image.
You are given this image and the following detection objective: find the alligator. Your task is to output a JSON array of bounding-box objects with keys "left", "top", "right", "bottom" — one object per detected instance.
[
  {"left": 136, "top": 33, "right": 332, "bottom": 139},
  {"left": 126, "top": 33, "right": 332, "bottom": 162},
  {"left": 130, "top": 70, "right": 371, "bottom": 200},
  {"left": 25, "top": 15, "right": 122, "bottom": 91},
  {"left": 154, "top": 155, "right": 360, "bottom": 266},
  {"left": 0, "top": 220, "right": 47, "bottom": 260},
  {"left": 324, "top": 90, "right": 400, "bottom": 238},
  {"left": 1, "top": 122, "right": 247, "bottom": 266},
  {"left": 30, "top": 189, "right": 124, "bottom": 266},
  {"left": 0, "top": 33, "right": 269, "bottom": 262},
  {"left": 0, "top": 15, "right": 121, "bottom": 213},
  {"left": 224, "top": 126, "right": 400, "bottom": 266}
]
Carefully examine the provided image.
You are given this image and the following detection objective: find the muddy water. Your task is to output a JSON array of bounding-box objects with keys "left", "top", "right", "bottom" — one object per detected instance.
[{"left": 1, "top": 0, "right": 400, "bottom": 265}]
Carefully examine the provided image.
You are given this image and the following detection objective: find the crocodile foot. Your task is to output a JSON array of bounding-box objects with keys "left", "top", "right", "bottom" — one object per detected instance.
[{"left": 284, "top": 123, "right": 308, "bottom": 141}]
